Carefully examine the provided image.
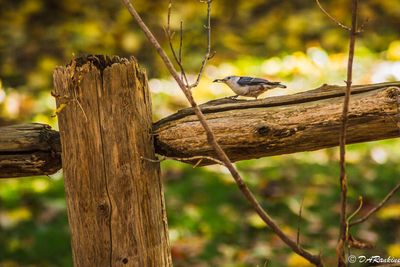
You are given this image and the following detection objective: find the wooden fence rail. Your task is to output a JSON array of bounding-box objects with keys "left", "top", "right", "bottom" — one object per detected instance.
[
  {"left": 155, "top": 82, "right": 400, "bottom": 164},
  {"left": 1, "top": 82, "right": 399, "bottom": 178},
  {"left": 0, "top": 123, "right": 61, "bottom": 178}
]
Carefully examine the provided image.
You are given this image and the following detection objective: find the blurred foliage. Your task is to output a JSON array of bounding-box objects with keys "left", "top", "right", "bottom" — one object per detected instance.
[{"left": 0, "top": 0, "right": 400, "bottom": 266}]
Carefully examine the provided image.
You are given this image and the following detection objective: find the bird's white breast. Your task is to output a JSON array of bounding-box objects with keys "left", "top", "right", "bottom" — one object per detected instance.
[{"left": 225, "top": 80, "right": 249, "bottom": 95}]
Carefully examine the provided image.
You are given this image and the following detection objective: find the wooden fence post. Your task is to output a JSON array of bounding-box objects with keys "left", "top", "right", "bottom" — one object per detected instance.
[{"left": 53, "top": 55, "right": 172, "bottom": 266}]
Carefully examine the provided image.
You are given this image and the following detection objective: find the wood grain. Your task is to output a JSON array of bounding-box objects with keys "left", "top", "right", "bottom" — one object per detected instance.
[
  {"left": 154, "top": 83, "right": 400, "bottom": 164},
  {"left": 1, "top": 82, "right": 400, "bottom": 177},
  {"left": 53, "top": 55, "right": 171, "bottom": 267},
  {"left": 0, "top": 123, "right": 61, "bottom": 178}
]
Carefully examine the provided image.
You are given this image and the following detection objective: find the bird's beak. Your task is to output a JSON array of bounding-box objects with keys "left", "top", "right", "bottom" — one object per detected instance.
[{"left": 213, "top": 78, "right": 225, "bottom": 83}]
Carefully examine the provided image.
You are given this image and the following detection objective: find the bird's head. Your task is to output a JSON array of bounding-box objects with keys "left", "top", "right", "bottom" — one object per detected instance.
[{"left": 213, "top": 76, "right": 237, "bottom": 84}]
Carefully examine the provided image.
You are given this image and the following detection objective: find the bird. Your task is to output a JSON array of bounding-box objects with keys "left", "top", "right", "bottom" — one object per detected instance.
[{"left": 213, "top": 76, "right": 287, "bottom": 99}]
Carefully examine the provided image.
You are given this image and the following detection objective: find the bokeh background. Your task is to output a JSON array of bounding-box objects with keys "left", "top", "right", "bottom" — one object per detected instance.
[{"left": 1, "top": 0, "right": 400, "bottom": 266}]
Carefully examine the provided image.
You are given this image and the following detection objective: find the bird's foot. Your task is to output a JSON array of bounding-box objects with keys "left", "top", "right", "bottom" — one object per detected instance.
[{"left": 228, "top": 95, "right": 239, "bottom": 100}]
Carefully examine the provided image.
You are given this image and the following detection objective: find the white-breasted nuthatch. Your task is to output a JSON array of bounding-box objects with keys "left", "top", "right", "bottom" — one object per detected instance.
[{"left": 213, "top": 76, "right": 287, "bottom": 99}]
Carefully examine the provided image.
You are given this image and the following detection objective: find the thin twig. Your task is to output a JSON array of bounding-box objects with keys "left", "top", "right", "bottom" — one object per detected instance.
[
  {"left": 346, "top": 196, "right": 363, "bottom": 245},
  {"left": 296, "top": 197, "right": 305, "bottom": 246},
  {"left": 165, "top": 0, "right": 189, "bottom": 86},
  {"left": 178, "top": 21, "right": 185, "bottom": 81},
  {"left": 121, "top": 1, "right": 323, "bottom": 266},
  {"left": 315, "top": 0, "right": 351, "bottom": 31},
  {"left": 193, "top": 158, "right": 204, "bottom": 168},
  {"left": 350, "top": 183, "right": 400, "bottom": 226},
  {"left": 141, "top": 155, "right": 225, "bottom": 166},
  {"left": 188, "top": 0, "right": 213, "bottom": 89},
  {"left": 357, "top": 17, "right": 369, "bottom": 33},
  {"left": 73, "top": 98, "right": 88, "bottom": 123},
  {"left": 179, "top": 21, "right": 183, "bottom": 64},
  {"left": 347, "top": 196, "right": 363, "bottom": 224},
  {"left": 337, "top": 0, "right": 358, "bottom": 266}
]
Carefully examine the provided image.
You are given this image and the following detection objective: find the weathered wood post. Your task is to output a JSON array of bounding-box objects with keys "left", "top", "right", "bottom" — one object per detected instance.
[{"left": 53, "top": 55, "right": 171, "bottom": 266}]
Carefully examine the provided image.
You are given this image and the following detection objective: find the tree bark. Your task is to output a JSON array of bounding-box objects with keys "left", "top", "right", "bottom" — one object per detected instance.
[
  {"left": 154, "top": 82, "right": 400, "bottom": 164},
  {"left": 0, "top": 123, "right": 61, "bottom": 178},
  {"left": 53, "top": 55, "right": 171, "bottom": 267},
  {"left": 1, "top": 82, "right": 399, "bottom": 177}
]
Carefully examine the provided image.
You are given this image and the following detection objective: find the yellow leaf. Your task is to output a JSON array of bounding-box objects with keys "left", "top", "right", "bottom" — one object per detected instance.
[
  {"left": 387, "top": 40, "right": 400, "bottom": 60},
  {"left": 0, "top": 260, "right": 20, "bottom": 267},
  {"left": 52, "top": 103, "right": 67, "bottom": 117},
  {"left": 388, "top": 244, "right": 400, "bottom": 258},
  {"left": 377, "top": 204, "right": 400, "bottom": 220},
  {"left": 0, "top": 207, "right": 32, "bottom": 228},
  {"left": 32, "top": 179, "right": 50, "bottom": 193},
  {"left": 287, "top": 253, "right": 314, "bottom": 267},
  {"left": 247, "top": 213, "right": 267, "bottom": 229}
]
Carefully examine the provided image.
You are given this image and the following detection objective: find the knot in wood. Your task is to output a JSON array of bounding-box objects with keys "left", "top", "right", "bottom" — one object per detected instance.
[
  {"left": 386, "top": 86, "right": 400, "bottom": 101},
  {"left": 97, "top": 203, "right": 110, "bottom": 216},
  {"left": 256, "top": 125, "right": 271, "bottom": 136}
]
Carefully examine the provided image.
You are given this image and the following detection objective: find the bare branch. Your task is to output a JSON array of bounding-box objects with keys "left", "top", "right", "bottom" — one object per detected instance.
[
  {"left": 178, "top": 21, "right": 187, "bottom": 81},
  {"left": 296, "top": 197, "right": 305, "bottom": 246},
  {"left": 348, "top": 234, "right": 374, "bottom": 249},
  {"left": 337, "top": 0, "right": 358, "bottom": 266},
  {"left": 165, "top": 0, "right": 189, "bottom": 86},
  {"left": 141, "top": 155, "right": 225, "bottom": 166},
  {"left": 179, "top": 21, "right": 183, "bottom": 65},
  {"left": 347, "top": 196, "right": 363, "bottom": 224},
  {"left": 349, "top": 183, "right": 400, "bottom": 226},
  {"left": 315, "top": 0, "right": 351, "bottom": 31},
  {"left": 188, "top": 0, "right": 213, "bottom": 89},
  {"left": 121, "top": 1, "right": 323, "bottom": 266}
]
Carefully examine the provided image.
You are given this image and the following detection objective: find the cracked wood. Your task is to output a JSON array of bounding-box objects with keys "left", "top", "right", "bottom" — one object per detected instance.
[
  {"left": 0, "top": 123, "right": 61, "bottom": 178},
  {"left": 0, "top": 82, "right": 399, "bottom": 175},
  {"left": 154, "top": 82, "right": 400, "bottom": 164},
  {"left": 53, "top": 55, "right": 171, "bottom": 267}
]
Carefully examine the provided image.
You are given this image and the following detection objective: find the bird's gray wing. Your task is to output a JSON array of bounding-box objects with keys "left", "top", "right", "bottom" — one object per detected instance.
[{"left": 237, "top": 76, "right": 280, "bottom": 86}]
